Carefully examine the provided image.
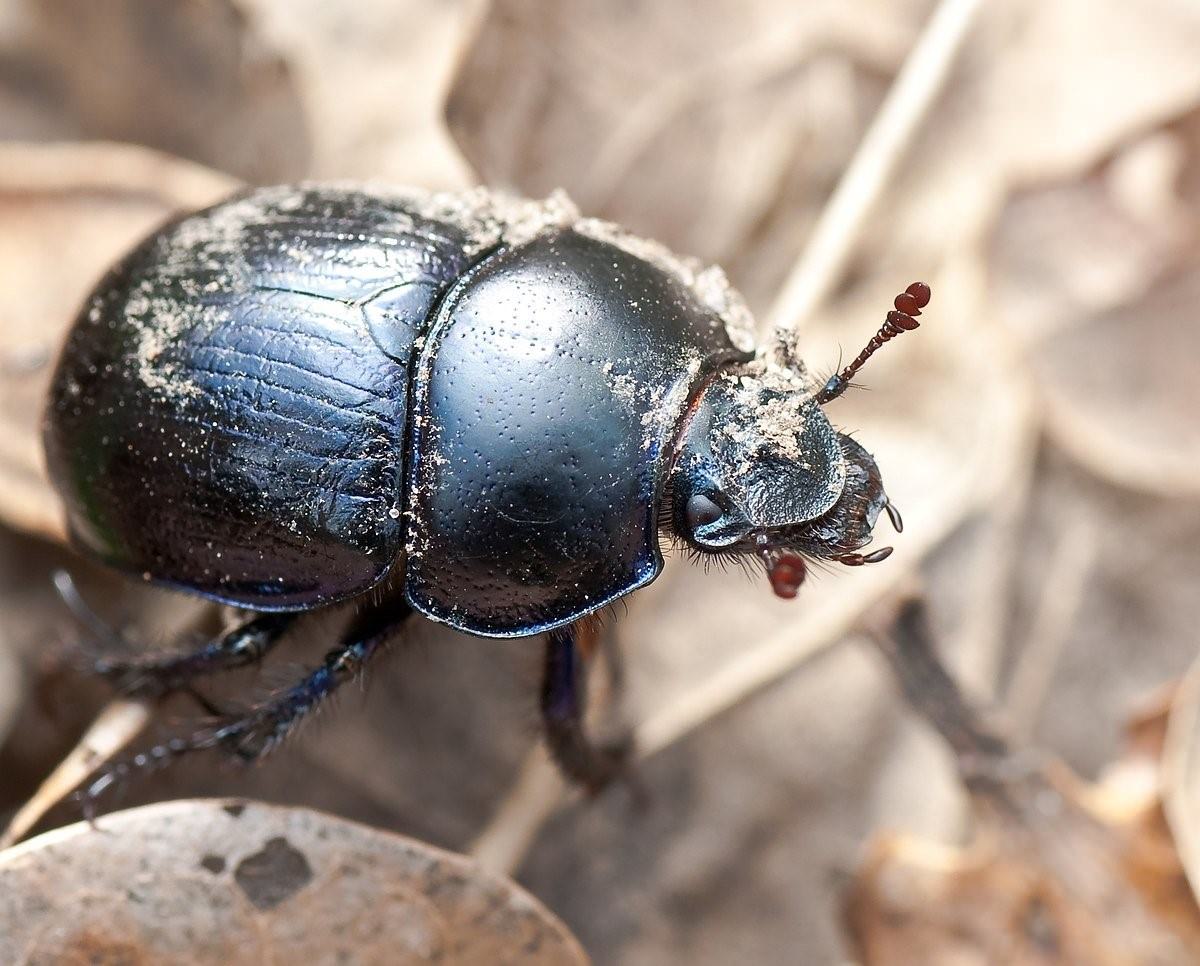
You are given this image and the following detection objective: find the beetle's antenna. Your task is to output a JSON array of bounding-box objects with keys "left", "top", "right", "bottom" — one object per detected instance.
[{"left": 815, "top": 281, "right": 930, "bottom": 404}]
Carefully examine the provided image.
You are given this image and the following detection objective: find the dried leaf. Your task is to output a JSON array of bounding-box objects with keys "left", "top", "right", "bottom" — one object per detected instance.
[
  {"left": 849, "top": 761, "right": 1200, "bottom": 964},
  {"left": 0, "top": 141, "right": 238, "bottom": 540},
  {"left": 3, "top": 4, "right": 1199, "bottom": 963},
  {"left": 449, "top": 0, "right": 1200, "bottom": 317},
  {"left": 244, "top": 0, "right": 476, "bottom": 188},
  {"left": 1163, "top": 654, "right": 1200, "bottom": 909},
  {"left": 990, "top": 125, "right": 1200, "bottom": 499},
  {"left": 0, "top": 799, "right": 588, "bottom": 965},
  {"left": 874, "top": 0, "right": 1200, "bottom": 280},
  {"left": 847, "top": 606, "right": 1200, "bottom": 965},
  {"left": 0, "top": 0, "right": 310, "bottom": 182},
  {"left": 448, "top": 0, "right": 913, "bottom": 307}
]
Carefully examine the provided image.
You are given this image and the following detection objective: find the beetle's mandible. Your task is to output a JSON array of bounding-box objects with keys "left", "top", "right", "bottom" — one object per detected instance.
[{"left": 43, "top": 184, "right": 927, "bottom": 801}]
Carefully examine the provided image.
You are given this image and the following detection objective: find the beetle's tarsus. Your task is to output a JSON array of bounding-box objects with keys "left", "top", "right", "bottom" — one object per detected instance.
[{"left": 78, "top": 782, "right": 104, "bottom": 825}]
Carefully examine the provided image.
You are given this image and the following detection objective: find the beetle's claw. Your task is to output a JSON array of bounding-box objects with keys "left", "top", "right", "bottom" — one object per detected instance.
[
  {"left": 834, "top": 546, "right": 893, "bottom": 567},
  {"left": 588, "top": 735, "right": 650, "bottom": 808},
  {"left": 77, "top": 773, "right": 112, "bottom": 826}
]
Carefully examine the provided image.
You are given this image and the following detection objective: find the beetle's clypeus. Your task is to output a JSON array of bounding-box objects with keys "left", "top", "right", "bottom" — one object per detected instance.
[{"left": 43, "top": 184, "right": 927, "bottom": 802}]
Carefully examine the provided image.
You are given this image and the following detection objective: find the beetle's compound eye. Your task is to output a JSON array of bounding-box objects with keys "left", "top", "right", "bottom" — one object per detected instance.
[{"left": 686, "top": 494, "right": 724, "bottom": 533}]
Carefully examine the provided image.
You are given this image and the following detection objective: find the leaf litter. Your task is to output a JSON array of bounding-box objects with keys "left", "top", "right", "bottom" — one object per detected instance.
[
  {"left": 0, "top": 799, "right": 586, "bottom": 965},
  {"left": 0, "top": 0, "right": 1199, "bottom": 962}
]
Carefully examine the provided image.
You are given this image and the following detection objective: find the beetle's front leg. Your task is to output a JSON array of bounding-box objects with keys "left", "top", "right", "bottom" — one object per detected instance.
[{"left": 541, "top": 623, "right": 633, "bottom": 795}]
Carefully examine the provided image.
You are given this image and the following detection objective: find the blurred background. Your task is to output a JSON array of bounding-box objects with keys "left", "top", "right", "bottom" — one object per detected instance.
[{"left": 1, "top": 0, "right": 1200, "bottom": 962}]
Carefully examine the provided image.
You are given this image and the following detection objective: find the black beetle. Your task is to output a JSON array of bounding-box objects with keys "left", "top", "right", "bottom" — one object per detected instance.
[{"left": 43, "top": 184, "right": 926, "bottom": 799}]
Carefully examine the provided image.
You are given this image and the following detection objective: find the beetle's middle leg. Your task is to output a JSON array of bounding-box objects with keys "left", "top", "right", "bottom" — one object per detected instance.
[
  {"left": 541, "top": 622, "right": 635, "bottom": 795},
  {"left": 80, "top": 601, "right": 411, "bottom": 813}
]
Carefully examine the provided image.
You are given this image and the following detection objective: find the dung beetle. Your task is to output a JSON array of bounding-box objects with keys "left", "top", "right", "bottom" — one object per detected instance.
[{"left": 43, "top": 184, "right": 927, "bottom": 800}]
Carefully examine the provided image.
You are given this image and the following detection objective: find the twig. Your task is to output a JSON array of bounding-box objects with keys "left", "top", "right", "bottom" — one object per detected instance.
[
  {"left": 470, "top": 747, "right": 567, "bottom": 875},
  {"left": 1005, "top": 515, "right": 1100, "bottom": 739},
  {"left": 0, "top": 699, "right": 150, "bottom": 849},
  {"left": 635, "top": 560, "right": 930, "bottom": 759},
  {"left": 766, "top": 0, "right": 984, "bottom": 333},
  {"left": 867, "top": 597, "right": 1011, "bottom": 781},
  {"left": 950, "top": 420, "right": 1039, "bottom": 699}
]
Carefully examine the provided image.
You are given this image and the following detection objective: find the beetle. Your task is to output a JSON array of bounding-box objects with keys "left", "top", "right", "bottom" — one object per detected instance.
[{"left": 43, "top": 183, "right": 927, "bottom": 802}]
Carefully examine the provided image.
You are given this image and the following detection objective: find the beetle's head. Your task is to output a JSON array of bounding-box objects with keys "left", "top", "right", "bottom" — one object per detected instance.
[{"left": 667, "top": 282, "right": 928, "bottom": 599}]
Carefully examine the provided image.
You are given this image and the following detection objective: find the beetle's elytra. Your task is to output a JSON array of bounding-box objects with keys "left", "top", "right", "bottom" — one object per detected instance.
[{"left": 43, "top": 184, "right": 926, "bottom": 799}]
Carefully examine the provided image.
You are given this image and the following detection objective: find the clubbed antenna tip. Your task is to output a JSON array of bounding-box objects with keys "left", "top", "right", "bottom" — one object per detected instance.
[{"left": 816, "top": 281, "right": 930, "bottom": 405}]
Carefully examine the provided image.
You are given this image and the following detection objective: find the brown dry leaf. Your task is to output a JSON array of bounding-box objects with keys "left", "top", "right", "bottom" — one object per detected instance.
[
  {"left": 846, "top": 607, "right": 1200, "bottom": 965},
  {"left": 0, "top": 141, "right": 238, "bottom": 541},
  {"left": 990, "top": 121, "right": 1200, "bottom": 499},
  {"left": 0, "top": 798, "right": 588, "bottom": 965},
  {"left": 0, "top": 0, "right": 310, "bottom": 183},
  {"left": 1163, "top": 653, "right": 1200, "bottom": 909},
  {"left": 243, "top": 0, "right": 477, "bottom": 188},
  {"left": 448, "top": 1, "right": 1200, "bottom": 317},
  {"left": 846, "top": 786, "right": 1193, "bottom": 966},
  {"left": 871, "top": 0, "right": 1200, "bottom": 289},
  {"left": 447, "top": 0, "right": 914, "bottom": 307}
]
